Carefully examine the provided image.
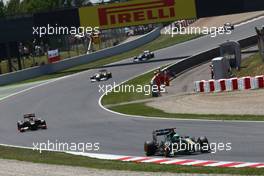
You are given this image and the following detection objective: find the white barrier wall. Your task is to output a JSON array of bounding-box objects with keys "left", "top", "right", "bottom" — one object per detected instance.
[{"left": 0, "top": 27, "right": 161, "bottom": 86}]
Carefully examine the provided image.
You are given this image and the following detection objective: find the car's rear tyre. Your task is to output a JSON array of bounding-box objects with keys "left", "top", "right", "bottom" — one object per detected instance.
[
  {"left": 42, "top": 121, "right": 47, "bottom": 129},
  {"left": 144, "top": 141, "right": 156, "bottom": 156},
  {"left": 198, "top": 136, "right": 210, "bottom": 153}
]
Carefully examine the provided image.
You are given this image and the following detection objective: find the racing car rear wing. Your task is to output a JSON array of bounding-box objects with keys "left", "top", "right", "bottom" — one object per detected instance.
[
  {"left": 152, "top": 128, "right": 176, "bottom": 136},
  {"left": 98, "top": 69, "right": 108, "bottom": 73},
  {"left": 23, "top": 113, "right": 36, "bottom": 118},
  {"left": 152, "top": 128, "right": 176, "bottom": 142}
]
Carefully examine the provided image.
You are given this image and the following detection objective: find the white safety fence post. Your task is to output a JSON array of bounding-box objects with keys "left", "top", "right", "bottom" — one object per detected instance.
[
  {"left": 225, "top": 79, "right": 232, "bottom": 91},
  {"left": 250, "top": 77, "right": 258, "bottom": 89}
]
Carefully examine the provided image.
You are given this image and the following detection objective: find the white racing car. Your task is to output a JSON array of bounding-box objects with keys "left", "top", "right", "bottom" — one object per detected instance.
[
  {"left": 133, "top": 50, "right": 155, "bottom": 62},
  {"left": 90, "top": 69, "right": 112, "bottom": 82}
]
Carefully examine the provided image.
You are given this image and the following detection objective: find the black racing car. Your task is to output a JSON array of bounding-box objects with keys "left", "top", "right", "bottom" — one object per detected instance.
[
  {"left": 17, "top": 114, "right": 47, "bottom": 132},
  {"left": 144, "top": 128, "right": 210, "bottom": 157},
  {"left": 90, "top": 69, "right": 112, "bottom": 82},
  {"left": 133, "top": 50, "right": 154, "bottom": 62}
]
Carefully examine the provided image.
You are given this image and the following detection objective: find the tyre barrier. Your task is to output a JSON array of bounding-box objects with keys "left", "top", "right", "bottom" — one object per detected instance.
[{"left": 194, "top": 75, "right": 264, "bottom": 93}]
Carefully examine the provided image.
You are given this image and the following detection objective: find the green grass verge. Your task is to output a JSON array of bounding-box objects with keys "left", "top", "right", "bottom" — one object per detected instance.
[
  {"left": 109, "top": 102, "right": 264, "bottom": 121},
  {"left": 7, "top": 34, "right": 199, "bottom": 86},
  {"left": 0, "top": 145, "right": 263, "bottom": 175},
  {"left": 103, "top": 50, "right": 264, "bottom": 121},
  {"left": 233, "top": 53, "right": 264, "bottom": 77},
  {"left": 102, "top": 63, "right": 171, "bottom": 105}
]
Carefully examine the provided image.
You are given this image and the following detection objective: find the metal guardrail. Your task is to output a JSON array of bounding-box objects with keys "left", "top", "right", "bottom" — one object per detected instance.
[
  {"left": 0, "top": 27, "right": 162, "bottom": 86},
  {"left": 150, "top": 35, "right": 258, "bottom": 96}
]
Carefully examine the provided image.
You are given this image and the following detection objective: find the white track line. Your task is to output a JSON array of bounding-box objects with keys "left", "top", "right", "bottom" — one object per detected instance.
[
  {"left": 0, "top": 77, "right": 66, "bottom": 103},
  {"left": 98, "top": 16, "right": 264, "bottom": 123},
  {"left": 99, "top": 92, "right": 264, "bottom": 123},
  {"left": 235, "top": 15, "right": 264, "bottom": 27}
]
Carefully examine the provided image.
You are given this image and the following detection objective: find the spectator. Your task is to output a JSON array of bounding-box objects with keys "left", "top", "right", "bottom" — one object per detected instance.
[
  {"left": 164, "top": 70, "right": 170, "bottom": 86},
  {"left": 24, "top": 46, "right": 30, "bottom": 59},
  {"left": 18, "top": 42, "right": 24, "bottom": 57},
  {"left": 45, "top": 43, "right": 49, "bottom": 54},
  {"left": 40, "top": 41, "right": 45, "bottom": 55},
  {"left": 210, "top": 64, "right": 214, "bottom": 79}
]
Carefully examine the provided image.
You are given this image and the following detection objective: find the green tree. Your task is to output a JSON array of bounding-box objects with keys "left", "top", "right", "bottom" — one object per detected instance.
[
  {"left": 21, "top": 0, "right": 62, "bottom": 13},
  {"left": 2, "top": 0, "right": 92, "bottom": 16},
  {"left": 5, "top": 0, "right": 22, "bottom": 16},
  {"left": 63, "top": 0, "right": 72, "bottom": 7},
  {"left": 73, "top": 0, "right": 92, "bottom": 7},
  {"left": 0, "top": 0, "right": 5, "bottom": 17},
  {"left": 21, "top": 0, "right": 92, "bottom": 13}
]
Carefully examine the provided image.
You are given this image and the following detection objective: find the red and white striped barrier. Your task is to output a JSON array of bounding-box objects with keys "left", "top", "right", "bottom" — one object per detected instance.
[
  {"left": 67, "top": 152, "right": 264, "bottom": 169},
  {"left": 1, "top": 143, "right": 263, "bottom": 169},
  {"left": 194, "top": 75, "right": 264, "bottom": 93}
]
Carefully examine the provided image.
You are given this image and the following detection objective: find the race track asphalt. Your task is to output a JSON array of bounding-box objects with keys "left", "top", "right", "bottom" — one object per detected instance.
[{"left": 0, "top": 18, "right": 264, "bottom": 163}]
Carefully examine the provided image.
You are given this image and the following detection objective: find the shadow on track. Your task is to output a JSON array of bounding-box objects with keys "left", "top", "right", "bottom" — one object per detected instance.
[
  {"left": 97, "top": 56, "right": 191, "bottom": 69},
  {"left": 56, "top": 56, "right": 191, "bottom": 76}
]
